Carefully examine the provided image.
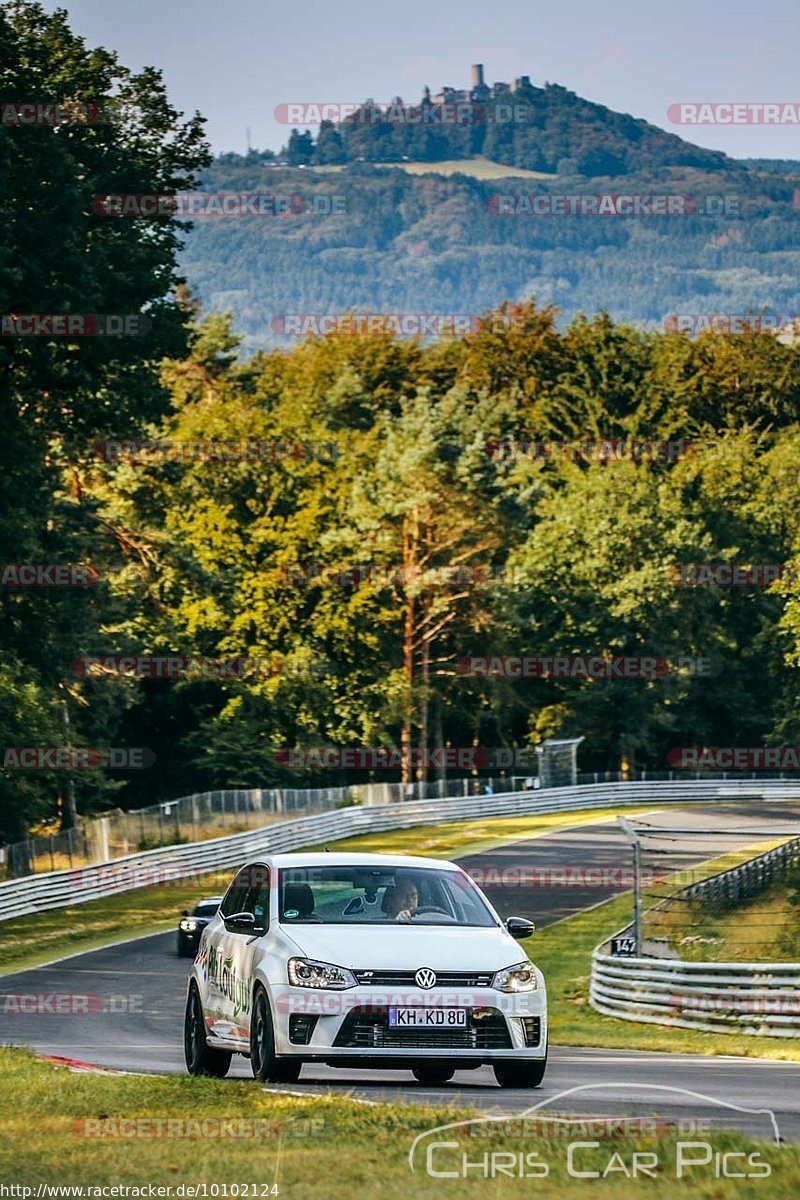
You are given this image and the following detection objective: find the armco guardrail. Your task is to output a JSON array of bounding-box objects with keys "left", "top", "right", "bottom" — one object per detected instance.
[
  {"left": 3, "top": 776, "right": 524, "bottom": 879},
  {"left": 2, "top": 777, "right": 800, "bottom": 924},
  {"left": 591, "top": 836, "right": 800, "bottom": 1037},
  {"left": 591, "top": 954, "right": 800, "bottom": 1037}
]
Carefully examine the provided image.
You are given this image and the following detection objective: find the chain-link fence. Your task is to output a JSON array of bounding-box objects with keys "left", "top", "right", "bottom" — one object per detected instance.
[
  {"left": 0, "top": 774, "right": 530, "bottom": 880},
  {"left": 629, "top": 819, "right": 800, "bottom": 962},
  {"left": 9, "top": 747, "right": 800, "bottom": 883}
]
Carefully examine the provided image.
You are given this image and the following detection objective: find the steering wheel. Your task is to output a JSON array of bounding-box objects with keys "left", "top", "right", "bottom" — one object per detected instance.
[{"left": 409, "top": 905, "right": 450, "bottom": 918}]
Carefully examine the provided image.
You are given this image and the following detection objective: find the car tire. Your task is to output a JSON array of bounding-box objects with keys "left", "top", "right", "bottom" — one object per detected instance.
[
  {"left": 412, "top": 1066, "right": 455, "bottom": 1085},
  {"left": 250, "top": 988, "right": 302, "bottom": 1083},
  {"left": 493, "top": 1053, "right": 547, "bottom": 1089},
  {"left": 184, "top": 983, "right": 232, "bottom": 1077}
]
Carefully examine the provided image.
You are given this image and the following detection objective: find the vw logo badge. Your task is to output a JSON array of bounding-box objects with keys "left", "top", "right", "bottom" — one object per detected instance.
[{"left": 415, "top": 967, "right": 437, "bottom": 989}]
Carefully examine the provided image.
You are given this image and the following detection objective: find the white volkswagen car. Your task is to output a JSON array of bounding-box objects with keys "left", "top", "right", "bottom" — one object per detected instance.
[{"left": 184, "top": 852, "right": 547, "bottom": 1087}]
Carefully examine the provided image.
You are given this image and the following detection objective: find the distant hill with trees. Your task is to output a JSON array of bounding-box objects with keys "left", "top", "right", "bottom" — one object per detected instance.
[
  {"left": 279, "top": 72, "right": 737, "bottom": 178},
  {"left": 181, "top": 155, "right": 800, "bottom": 354}
]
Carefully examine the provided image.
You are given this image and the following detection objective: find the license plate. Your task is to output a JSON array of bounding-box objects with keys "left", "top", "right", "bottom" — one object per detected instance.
[{"left": 388, "top": 1007, "right": 468, "bottom": 1027}]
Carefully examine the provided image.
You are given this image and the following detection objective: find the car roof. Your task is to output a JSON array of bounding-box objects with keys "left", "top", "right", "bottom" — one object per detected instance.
[{"left": 266, "top": 852, "right": 460, "bottom": 870}]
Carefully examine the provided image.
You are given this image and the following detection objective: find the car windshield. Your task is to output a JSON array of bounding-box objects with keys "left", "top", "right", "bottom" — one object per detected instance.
[
  {"left": 193, "top": 901, "right": 219, "bottom": 917},
  {"left": 278, "top": 866, "right": 497, "bottom": 926}
]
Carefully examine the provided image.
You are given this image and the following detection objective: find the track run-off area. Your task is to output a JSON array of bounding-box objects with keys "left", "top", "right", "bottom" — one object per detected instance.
[{"left": 2, "top": 801, "right": 800, "bottom": 1141}]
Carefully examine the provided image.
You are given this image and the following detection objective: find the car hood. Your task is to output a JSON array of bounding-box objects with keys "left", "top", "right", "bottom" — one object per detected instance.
[{"left": 281, "top": 923, "right": 525, "bottom": 971}]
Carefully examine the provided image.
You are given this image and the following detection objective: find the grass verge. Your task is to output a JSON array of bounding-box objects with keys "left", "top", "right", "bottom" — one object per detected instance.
[
  {"left": 646, "top": 872, "right": 800, "bottom": 962},
  {"left": 1, "top": 1047, "right": 795, "bottom": 1196},
  {"left": 309, "top": 156, "right": 557, "bottom": 179},
  {"left": 0, "top": 804, "right": 659, "bottom": 976},
  {"left": 534, "top": 845, "right": 800, "bottom": 1061}
]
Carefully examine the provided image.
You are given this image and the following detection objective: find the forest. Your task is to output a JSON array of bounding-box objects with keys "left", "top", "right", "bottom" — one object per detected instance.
[{"left": 3, "top": 3, "right": 800, "bottom": 845}]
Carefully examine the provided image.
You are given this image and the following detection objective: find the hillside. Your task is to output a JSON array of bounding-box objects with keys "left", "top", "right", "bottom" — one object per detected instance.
[
  {"left": 180, "top": 157, "right": 800, "bottom": 354},
  {"left": 283, "top": 72, "right": 737, "bottom": 178}
]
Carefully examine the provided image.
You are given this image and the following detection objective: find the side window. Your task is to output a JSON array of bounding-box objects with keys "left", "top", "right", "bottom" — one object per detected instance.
[
  {"left": 245, "top": 864, "right": 270, "bottom": 931},
  {"left": 221, "top": 864, "right": 270, "bottom": 929},
  {"left": 219, "top": 867, "right": 252, "bottom": 918}
]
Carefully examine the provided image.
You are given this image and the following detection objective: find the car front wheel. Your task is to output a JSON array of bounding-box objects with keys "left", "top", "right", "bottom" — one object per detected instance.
[
  {"left": 493, "top": 1054, "right": 547, "bottom": 1088},
  {"left": 184, "top": 983, "right": 232, "bottom": 1077},
  {"left": 250, "top": 988, "right": 302, "bottom": 1083}
]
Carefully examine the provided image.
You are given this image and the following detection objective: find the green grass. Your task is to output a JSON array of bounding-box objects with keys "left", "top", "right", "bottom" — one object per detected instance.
[
  {"left": 646, "top": 873, "right": 800, "bottom": 963},
  {"left": 0, "top": 804, "right": 660, "bottom": 977},
  {"left": 1, "top": 1047, "right": 796, "bottom": 1196},
  {"left": 4, "top": 803, "right": 796, "bottom": 1061},
  {"left": 533, "top": 864, "right": 800, "bottom": 1061},
  {"left": 310, "top": 156, "right": 556, "bottom": 180}
]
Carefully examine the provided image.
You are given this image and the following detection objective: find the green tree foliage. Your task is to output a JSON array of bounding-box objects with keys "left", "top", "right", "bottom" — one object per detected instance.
[
  {"left": 5, "top": 7, "right": 800, "bottom": 841},
  {"left": 179, "top": 157, "right": 800, "bottom": 356},
  {"left": 0, "top": 1, "right": 209, "bottom": 839},
  {"left": 297, "top": 83, "right": 733, "bottom": 177},
  {"left": 73, "top": 306, "right": 800, "bottom": 803}
]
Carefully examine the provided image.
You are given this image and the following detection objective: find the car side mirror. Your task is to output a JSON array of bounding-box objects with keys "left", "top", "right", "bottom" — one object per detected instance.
[
  {"left": 181, "top": 910, "right": 189, "bottom": 917},
  {"left": 223, "top": 911, "right": 262, "bottom": 934},
  {"left": 506, "top": 916, "right": 535, "bottom": 939}
]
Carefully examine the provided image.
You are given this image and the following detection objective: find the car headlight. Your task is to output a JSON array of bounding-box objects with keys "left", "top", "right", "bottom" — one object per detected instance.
[
  {"left": 287, "top": 958, "right": 357, "bottom": 990},
  {"left": 180, "top": 919, "right": 197, "bottom": 932},
  {"left": 492, "top": 962, "right": 538, "bottom": 992}
]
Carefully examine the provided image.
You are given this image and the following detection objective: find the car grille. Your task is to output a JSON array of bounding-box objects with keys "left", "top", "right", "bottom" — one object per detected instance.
[
  {"left": 351, "top": 969, "right": 493, "bottom": 988},
  {"left": 332, "top": 1007, "right": 512, "bottom": 1050}
]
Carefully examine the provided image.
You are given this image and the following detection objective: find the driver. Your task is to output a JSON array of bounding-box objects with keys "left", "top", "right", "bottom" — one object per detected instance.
[{"left": 384, "top": 879, "right": 419, "bottom": 922}]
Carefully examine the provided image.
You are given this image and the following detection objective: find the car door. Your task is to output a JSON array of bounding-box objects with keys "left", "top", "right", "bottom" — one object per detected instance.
[
  {"left": 208, "top": 863, "right": 270, "bottom": 1044},
  {"left": 204, "top": 866, "right": 252, "bottom": 1040}
]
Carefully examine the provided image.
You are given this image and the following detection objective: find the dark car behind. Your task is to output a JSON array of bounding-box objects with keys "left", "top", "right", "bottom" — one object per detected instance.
[{"left": 177, "top": 897, "right": 222, "bottom": 958}]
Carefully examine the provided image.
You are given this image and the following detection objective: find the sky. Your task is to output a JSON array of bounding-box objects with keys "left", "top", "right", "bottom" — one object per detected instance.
[{"left": 42, "top": 0, "right": 800, "bottom": 161}]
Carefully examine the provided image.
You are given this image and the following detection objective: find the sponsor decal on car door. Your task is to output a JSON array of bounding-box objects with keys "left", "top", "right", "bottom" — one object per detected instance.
[{"left": 210, "top": 865, "right": 269, "bottom": 1042}]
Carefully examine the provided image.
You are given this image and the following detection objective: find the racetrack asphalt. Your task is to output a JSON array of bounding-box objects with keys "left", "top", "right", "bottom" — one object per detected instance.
[{"left": 2, "top": 802, "right": 800, "bottom": 1140}]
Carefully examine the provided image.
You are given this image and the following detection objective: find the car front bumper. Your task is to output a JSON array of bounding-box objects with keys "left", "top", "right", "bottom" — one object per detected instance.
[{"left": 269, "top": 983, "right": 547, "bottom": 1062}]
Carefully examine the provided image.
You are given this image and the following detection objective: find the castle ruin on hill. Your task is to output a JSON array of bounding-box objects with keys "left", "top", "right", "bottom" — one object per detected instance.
[{"left": 426, "top": 64, "right": 533, "bottom": 106}]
